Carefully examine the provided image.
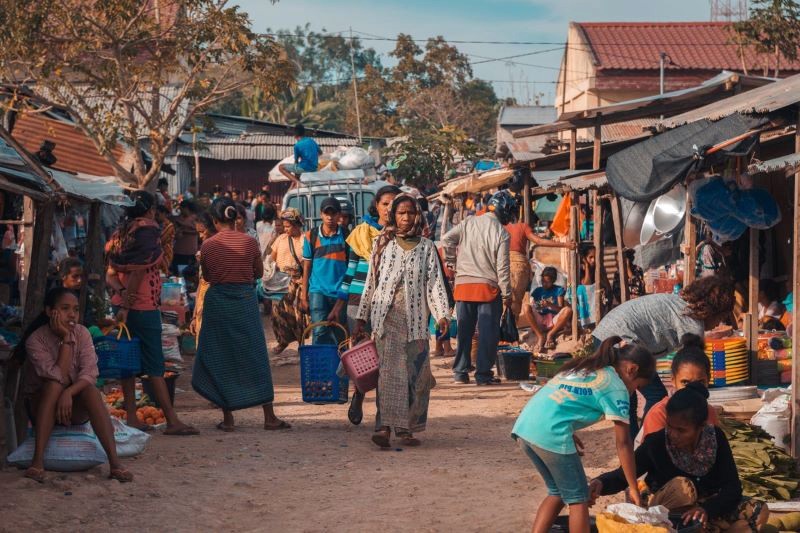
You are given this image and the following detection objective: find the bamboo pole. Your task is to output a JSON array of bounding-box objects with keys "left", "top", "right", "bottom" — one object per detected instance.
[
  {"left": 569, "top": 129, "right": 577, "bottom": 171},
  {"left": 570, "top": 193, "right": 579, "bottom": 340},
  {"left": 684, "top": 194, "right": 697, "bottom": 287},
  {"left": 791, "top": 106, "right": 800, "bottom": 457},
  {"left": 523, "top": 178, "right": 531, "bottom": 226},
  {"left": 593, "top": 191, "right": 603, "bottom": 320},
  {"left": 747, "top": 228, "right": 759, "bottom": 385},
  {"left": 610, "top": 195, "right": 628, "bottom": 303},
  {"left": 593, "top": 119, "right": 602, "bottom": 170}
]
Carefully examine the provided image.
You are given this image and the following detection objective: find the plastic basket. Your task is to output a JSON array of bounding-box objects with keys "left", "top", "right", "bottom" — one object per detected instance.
[
  {"left": 500, "top": 350, "right": 532, "bottom": 380},
  {"left": 534, "top": 357, "right": 570, "bottom": 378},
  {"left": 299, "top": 321, "right": 349, "bottom": 404},
  {"left": 94, "top": 324, "right": 141, "bottom": 379},
  {"left": 340, "top": 339, "right": 379, "bottom": 394}
]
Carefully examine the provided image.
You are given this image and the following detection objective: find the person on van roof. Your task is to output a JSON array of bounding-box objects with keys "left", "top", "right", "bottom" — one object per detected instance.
[
  {"left": 278, "top": 124, "right": 321, "bottom": 187},
  {"left": 300, "top": 196, "right": 348, "bottom": 346}
]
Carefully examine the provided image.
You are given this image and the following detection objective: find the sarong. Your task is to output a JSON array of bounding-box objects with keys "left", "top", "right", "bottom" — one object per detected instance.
[
  {"left": 510, "top": 251, "right": 532, "bottom": 320},
  {"left": 192, "top": 283, "right": 274, "bottom": 410},
  {"left": 374, "top": 287, "right": 435, "bottom": 433}
]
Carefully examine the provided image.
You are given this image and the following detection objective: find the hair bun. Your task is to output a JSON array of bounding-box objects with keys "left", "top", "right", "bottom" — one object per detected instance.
[
  {"left": 224, "top": 205, "right": 236, "bottom": 221},
  {"left": 684, "top": 380, "right": 710, "bottom": 399},
  {"left": 680, "top": 333, "right": 705, "bottom": 351}
]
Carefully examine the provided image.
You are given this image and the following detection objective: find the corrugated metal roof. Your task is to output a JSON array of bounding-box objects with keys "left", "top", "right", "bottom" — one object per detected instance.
[
  {"left": 577, "top": 21, "right": 800, "bottom": 72},
  {"left": 748, "top": 153, "right": 800, "bottom": 175},
  {"left": 498, "top": 106, "right": 557, "bottom": 126},
  {"left": 176, "top": 134, "right": 359, "bottom": 161},
  {"left": 576, "top": 119, "right": 654, "bottom": 143},
  {"left": 658, "top": 73, "right": 800, "bottom": 128},
  {"left": 49, "top": 170, "right": 133, "bottom": 206},
  {"left": 205, "top": 114, "right": 358, "bottom": 139}
]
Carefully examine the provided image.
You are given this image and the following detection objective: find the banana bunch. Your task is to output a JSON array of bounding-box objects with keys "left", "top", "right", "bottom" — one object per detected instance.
[{"left": 719, "top": 417, "right": 799, "bottom": 501}]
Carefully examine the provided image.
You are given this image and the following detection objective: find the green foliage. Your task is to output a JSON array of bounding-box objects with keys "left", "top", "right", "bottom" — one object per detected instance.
[
  {"left": 389, "top": 127, "right": 478, "bottom": 191},
  {"left": 0, "top": 0, "right": 294, "bottom": 188},
  {"left": 733, "top": 0, "right": 800, "bottom": 76}
]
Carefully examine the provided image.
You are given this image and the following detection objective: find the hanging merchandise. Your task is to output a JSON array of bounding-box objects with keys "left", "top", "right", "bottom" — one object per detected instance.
[{"left": 549, "top": 194, "right": 571, "bottom": 238}]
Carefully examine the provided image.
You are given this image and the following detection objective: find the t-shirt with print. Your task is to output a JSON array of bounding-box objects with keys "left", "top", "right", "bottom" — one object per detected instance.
[
  {"left": 512, "top": 366, "right": 630, "bottom": 454},
  {"left": 532, "top": 285, "right": 566, "bottom": 315},
  {"left": 303, "top": 226, "right": 348, "bottom": 298}
]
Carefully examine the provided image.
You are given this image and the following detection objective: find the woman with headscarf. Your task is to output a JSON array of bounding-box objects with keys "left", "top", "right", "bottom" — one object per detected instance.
[
  {"left": 192, "top": 198, "right": 289, "bottom": 431},
  {"left": 270, "top": 208, "right": 308, "bottom": 355},
  {"left": 328, "top": 185, "right": 400, "bottom": 425},
  {"left": 353, "top": 195, "right": 451, "bottom": 448}
]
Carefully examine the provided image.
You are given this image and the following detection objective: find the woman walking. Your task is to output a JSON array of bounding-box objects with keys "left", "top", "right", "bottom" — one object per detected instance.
[
  {"left": 111, "top": 191, "right": 196, "bottom": 436},
  {"left": 329, "top": 185, "right": 400, "bottom": 425},
  {"left": 269, "top": 208, "right": 308, "bottom": 355},
  {"left": 192, "top": 198, "right": 289, "bottom": 431},
  {"left": 354, "top": 195, "right": 451, "bottom": 448}
]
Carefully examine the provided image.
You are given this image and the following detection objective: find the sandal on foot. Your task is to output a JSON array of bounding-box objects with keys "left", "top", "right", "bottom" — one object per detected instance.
[
  {"left": 163, "top": 425, "right": 199, "bottom": 436},
  {"left": 24, "top": 467, "right": 45, "bottom": 483},
  {"left": 216, "top": 421, "right": 235, "bottom": 433},
  {"left": 371, "top": 429, "right": 391, "bottom": 448},
  {"left": 544, "top": 339, "right": 556, "bottom": 351},
  {"left": 264, "top": 420, "right": 291, "bottom": 431},
  {"left": 348, "top": 392, "right": 364, "bottom": 426},
  {"left": 109, "top": 468, "right": 133, "bottom": 483},
  {"left": 397, "top": 434, "right": 421, "bottom": 447}
]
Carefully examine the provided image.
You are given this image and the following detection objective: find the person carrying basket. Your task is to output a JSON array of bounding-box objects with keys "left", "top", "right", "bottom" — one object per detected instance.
[{"left": 353, "top": 194, "right": 451, "bottom": 448}]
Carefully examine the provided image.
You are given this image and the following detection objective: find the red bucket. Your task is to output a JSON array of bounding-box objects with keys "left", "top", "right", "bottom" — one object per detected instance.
[{"left": 341, "top": 339, "right": 379, "bottom": 393}]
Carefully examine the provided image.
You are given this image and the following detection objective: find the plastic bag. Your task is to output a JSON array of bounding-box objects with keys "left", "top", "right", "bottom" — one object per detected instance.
[
  {"left": 7, "top": 423, "right": 106, "bottom": 472},
  {"left": 338, "top": 147, "right": 373, "bottom": 170},
  {"left": 499, "top": 309, "right": 519, "bottom": 343},
  {"left": 161, "top": 323, "right": 182, "bottom": 362},
  {"left": 111, "top": 417, "right": 150, "bottom": 457}
]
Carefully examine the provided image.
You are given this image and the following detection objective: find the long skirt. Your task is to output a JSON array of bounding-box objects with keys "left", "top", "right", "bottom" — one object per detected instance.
[
  {"left": 192, "top": 283, "right": 274, "bottom": 410},
  {"left": 510, "top": 251, "right": 532, "bottom": 320},
  {"left": 374, "top": 287, "right": 435, "bottom": 434},
  {"left": 271, "top": 279, "right": 307, "bottom": 347}
]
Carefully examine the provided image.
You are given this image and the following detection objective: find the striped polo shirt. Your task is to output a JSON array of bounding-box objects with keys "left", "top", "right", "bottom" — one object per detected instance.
[
  {"left": 200, "top": 230, "right": 260, "bottom": 285},
  {"left": 303, "top": 226, "right": 348, "bottom": 298}
]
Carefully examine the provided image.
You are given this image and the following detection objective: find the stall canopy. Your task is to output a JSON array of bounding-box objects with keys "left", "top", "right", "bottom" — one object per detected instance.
[
  {"left": 606, "top": 113, "right": 767, "bottom": 202},
  {"left": 49, "top": 169, "right": 133, "bottom": 206},
  {"left": 748, "top": 153, "right": 800, "bottom": 176}
]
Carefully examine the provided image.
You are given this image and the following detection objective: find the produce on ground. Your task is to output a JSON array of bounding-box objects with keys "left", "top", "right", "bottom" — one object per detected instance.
[
  {"left": 719, "top": 417, "right": 798, "bottom": 501},
  {"left": 103, "top": 389, "right": 166, "bottom": 425}
]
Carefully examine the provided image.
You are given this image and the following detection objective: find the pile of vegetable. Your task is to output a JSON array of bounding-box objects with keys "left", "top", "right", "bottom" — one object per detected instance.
[
  {"left": 719, "top": 417, "right": 798, "bottom": 500},
  {"left": 103, "top": 389, "right": 166, "bottom": 425}
]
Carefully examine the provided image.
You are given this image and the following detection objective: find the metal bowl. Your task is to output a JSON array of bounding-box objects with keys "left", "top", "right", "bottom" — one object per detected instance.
[
  {"left": 622, "top": 200, "right": 650, "bottom": 248},
  {"left": 640, "top": 200, "right": 660, "bottom": 246},
  {"left": 652, "top": 184, "right": 687, "bottom": 234}
]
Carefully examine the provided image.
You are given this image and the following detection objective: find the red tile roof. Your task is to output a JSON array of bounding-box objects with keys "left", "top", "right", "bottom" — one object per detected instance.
[{"left": 576, "top": 21, "right": 800, "bottom": 73}]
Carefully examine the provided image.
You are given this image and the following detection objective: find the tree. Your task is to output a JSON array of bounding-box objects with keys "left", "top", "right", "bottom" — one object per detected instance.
[
  {"left": 0, "top": 0, "right": 294, "bottom": 189},
  {"left": 389, "top": 126, "right": 479, "bottom": 191},
  {"left": 732, "top": 0, "right": 800, "bottom": 77}
]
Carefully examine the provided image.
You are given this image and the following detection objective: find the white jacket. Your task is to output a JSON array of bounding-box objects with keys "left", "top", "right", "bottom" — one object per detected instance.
[
  {"left": 442, "top": 213, "right": 511, "bottom": 298},
  {"left": 357, "top": 237, "right": 450, "bottom": 340}
]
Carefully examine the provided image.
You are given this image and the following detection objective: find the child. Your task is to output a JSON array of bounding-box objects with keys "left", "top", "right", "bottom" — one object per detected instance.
[
  {"left": 590, "top": 383, "right": 767, "bottom": 531},
  {"left": 640, "top": 334, "right": 718, "bottom": 440},
  {"left": 522, "top": 266, "right": 572, "bottom": 352},
  {"left": 512, "top": 336, "right": 654, "bottom": 533}
]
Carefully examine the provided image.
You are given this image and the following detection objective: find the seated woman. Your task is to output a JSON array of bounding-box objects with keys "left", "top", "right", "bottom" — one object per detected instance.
[
  {"left": 590, "top": 383, "right": 767, "bottom": 532},
  {"left": 640, "top": 334, "right": 718, "bottom": 441},
  {"left": 16, "top": 288, "right": 132, "bottom": 483},
  {"left": 522, "top": 266, "right": 572, "bottom": 352}
]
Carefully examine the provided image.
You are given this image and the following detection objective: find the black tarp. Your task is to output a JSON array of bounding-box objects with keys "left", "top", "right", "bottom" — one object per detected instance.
[{"left": 606, "top": 114, "right": 768, "bottom": 202}]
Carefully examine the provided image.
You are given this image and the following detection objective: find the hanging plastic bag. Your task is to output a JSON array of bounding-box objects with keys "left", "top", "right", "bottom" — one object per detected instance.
[{"left": 499, "top": 308, "right": 519, "bottom": 343}]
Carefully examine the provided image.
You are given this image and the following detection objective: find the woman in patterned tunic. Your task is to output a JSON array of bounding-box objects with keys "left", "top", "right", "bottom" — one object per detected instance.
[
  {"left": 354, "top": 195, "right": 451, "bottom": 448},
  {"left": 192, "top": 198, "right": 290, "bottom": 432}
]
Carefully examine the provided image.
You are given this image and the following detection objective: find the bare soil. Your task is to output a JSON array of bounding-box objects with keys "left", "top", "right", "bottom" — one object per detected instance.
[{"left": 0, "top": 323, "right": 624, "bottom": 532}]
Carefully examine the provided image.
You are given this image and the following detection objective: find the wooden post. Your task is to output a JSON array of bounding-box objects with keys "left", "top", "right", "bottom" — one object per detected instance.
[
  {"left": 791, "top": 106, "right": 800, "bottom": 457},
  {"left": 80, "top": 202, "right": 104, "bottom": 320},
  {"left": 569, "top": 129, "right": 577, "bottom": 171},
  {"left": 592, "top": 118, "right": 602, "bottom": 170},
  {"left": 747, "top": 228, "right": 760, "bottom": 385},
  {"left": 569, "top": 193, "right": 579, "bottom": 340},
  {"left": 593, "top": 191, "right": 603, "bottom": 320},
  {"left": 684, "top": 194, "right": 698, "bottom": 287},
  {"left": 610, "top": 195, "right": 628, "bottom": 303},
  {"left": 20, "top": 197, "right": 35, "bottom": 310},
  {"left": 523, "top": 178, "right": 531, "bottom": 226},
  {"left": 23, "top": 201, "right": 54, "bottom": 327}
]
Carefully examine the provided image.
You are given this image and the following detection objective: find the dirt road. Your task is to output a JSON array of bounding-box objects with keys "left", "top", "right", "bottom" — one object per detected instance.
[{"left": 0, "top": 329, "right": 624, "bottom": 532}]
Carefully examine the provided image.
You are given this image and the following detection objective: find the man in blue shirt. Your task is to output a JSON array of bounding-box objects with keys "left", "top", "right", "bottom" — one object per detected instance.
[
  {"left": 300, "top": 196, "right": 349, "bottom": 345},
  {"left": 279, "top": 124, "right": 321, "bottom": 186}
]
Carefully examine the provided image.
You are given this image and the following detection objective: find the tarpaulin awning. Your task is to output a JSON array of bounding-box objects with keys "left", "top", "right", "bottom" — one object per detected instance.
[
  {"left": 529, "top": 169, "right": 604, "bottom": 193},
  {"left": 48, "top": 169, "right": 133, "bottom": 206},
  {"left": 748, "top": 153, "right": 800, "bottom": 175},
  {"left": 606, "top": 113, "right": 767, "bottom": 202}
]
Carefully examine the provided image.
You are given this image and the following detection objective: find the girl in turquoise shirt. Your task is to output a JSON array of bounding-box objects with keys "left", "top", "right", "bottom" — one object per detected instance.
[{"left": 512, "top": 336, "right": 655, "bottom": 533}]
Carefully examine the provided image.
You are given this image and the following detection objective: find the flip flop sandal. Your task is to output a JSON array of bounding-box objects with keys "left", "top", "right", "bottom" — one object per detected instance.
[
  {"left": 109, "top": 468, "right": 134, "bottom": 483},
  {"left": 544, "top": 340, "right": 556, "bottom": 350},
  {"left": 264, "top": 420, "right": 292, "bottom": 431},
  {"left": 216, "top": 421, "right": 235, "bottom": 432},
  {"left": 348, "top": 393, "right": 364, "bottom": 426},
  {"left": 371, "top": 429, "right": 391, "bottom": 449},
  {"left": 163, "top": 425, "right": 200, "bottom": 436},
  {"left": 24, "top": 467, "right": 45, "bottom": 483}
]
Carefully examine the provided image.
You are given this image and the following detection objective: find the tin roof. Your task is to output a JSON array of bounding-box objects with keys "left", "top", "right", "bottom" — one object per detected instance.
[
  {"left": 176, "top": 133, "right": 359, "bottom": 161},
  {"left": 498, "top": 106, "right": 557, "bottom": 126}
]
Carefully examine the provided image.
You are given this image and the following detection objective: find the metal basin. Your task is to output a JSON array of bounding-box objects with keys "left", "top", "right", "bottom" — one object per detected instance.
[
  {"left": 652, "top": 184, "right": 687, "bottom": 234},
  {"left": 622, "top": 200, "right": 650, "bottom": 248},
  {"left": 640, "top": 200, "right": 660, "bottom": 246}
]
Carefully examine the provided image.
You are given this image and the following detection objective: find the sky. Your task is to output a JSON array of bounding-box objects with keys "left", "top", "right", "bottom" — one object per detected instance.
[{"left": 234, "top": 0, "right": 713, "bottom": 105}]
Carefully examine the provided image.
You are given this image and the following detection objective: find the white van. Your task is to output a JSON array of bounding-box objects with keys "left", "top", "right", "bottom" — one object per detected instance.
[{"left": 281, "top": 171, "right": 392, "bottom": 229}]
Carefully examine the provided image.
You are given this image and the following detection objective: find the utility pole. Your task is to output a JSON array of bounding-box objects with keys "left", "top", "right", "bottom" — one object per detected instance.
[{"left": 349, "top": 27, "right": 363, "bottom": 143}]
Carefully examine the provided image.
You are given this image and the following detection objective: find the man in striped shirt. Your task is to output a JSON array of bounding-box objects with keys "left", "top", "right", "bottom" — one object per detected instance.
[{"left": 301, "top": 197, "right": 349, "bottom": 345}]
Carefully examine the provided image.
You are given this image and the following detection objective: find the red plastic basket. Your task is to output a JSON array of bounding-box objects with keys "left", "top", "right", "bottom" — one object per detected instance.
[{"left": 340, "top": 339, "right": 379, "bottom": 394}]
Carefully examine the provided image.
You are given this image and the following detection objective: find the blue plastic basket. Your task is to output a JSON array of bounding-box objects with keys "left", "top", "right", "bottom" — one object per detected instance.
[
  {"left": 299, "top": 321, "right": 349, "bottom": 404},
  {"left": 94, "top": 324, "right": 141, "bottom": 379}
]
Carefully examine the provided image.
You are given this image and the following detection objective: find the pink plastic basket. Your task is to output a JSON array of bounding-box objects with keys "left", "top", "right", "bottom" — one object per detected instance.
[{"left": 340, "top": 339, "right": 379, "bottom": 393}]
